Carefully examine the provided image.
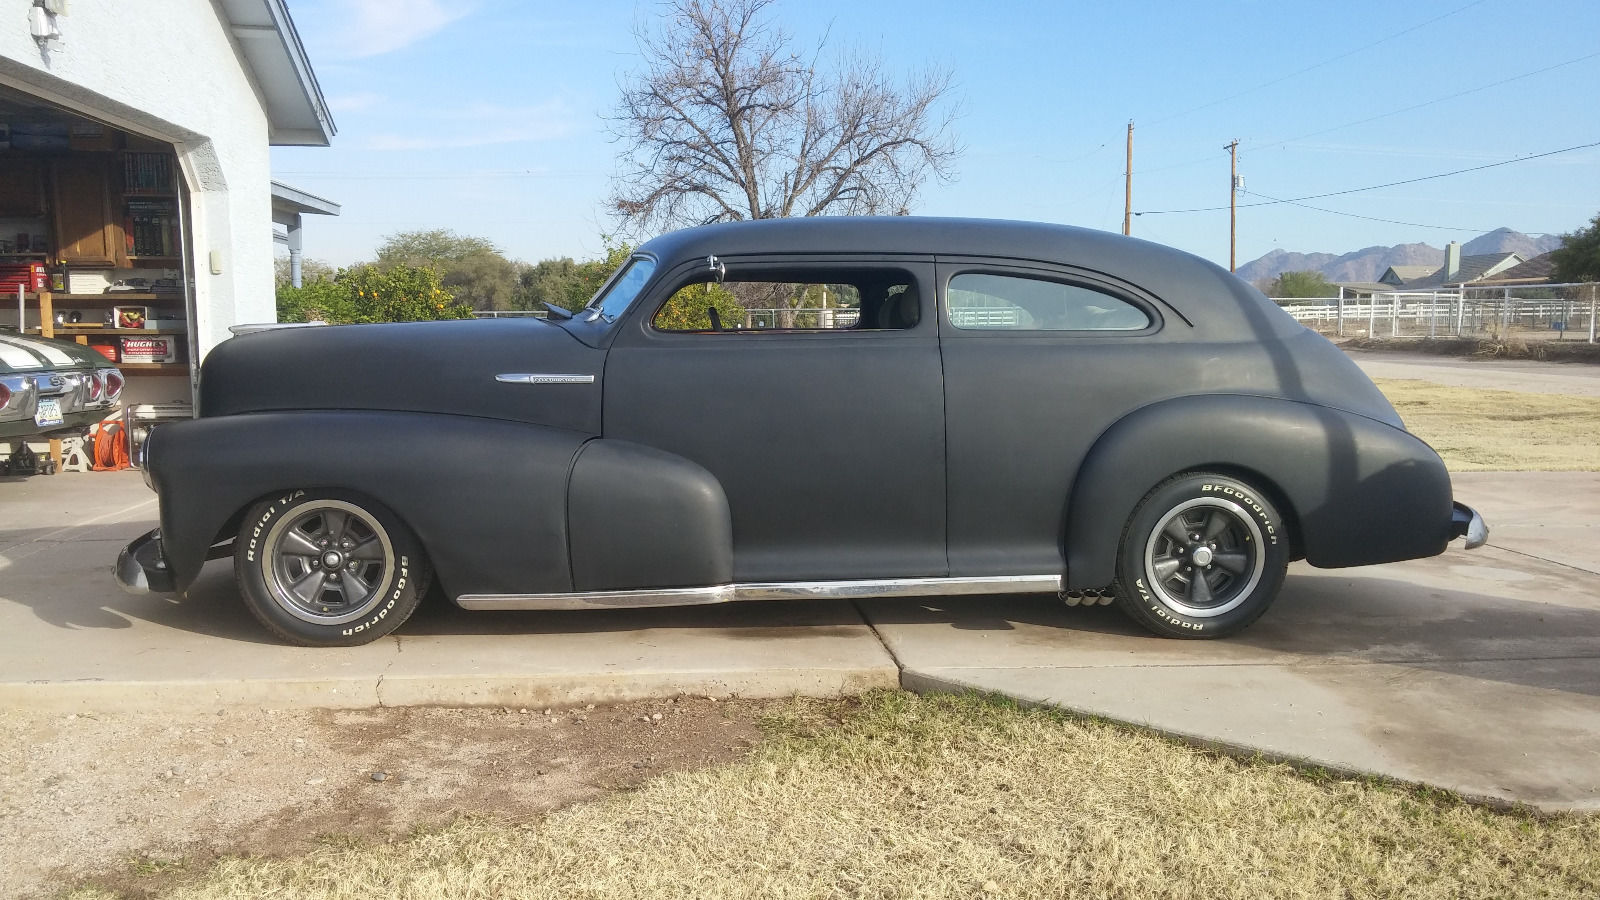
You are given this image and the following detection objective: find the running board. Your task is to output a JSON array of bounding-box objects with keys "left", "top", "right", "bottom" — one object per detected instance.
[{"left": 456, "top": 574, "right": 1063, "bottom": 611}]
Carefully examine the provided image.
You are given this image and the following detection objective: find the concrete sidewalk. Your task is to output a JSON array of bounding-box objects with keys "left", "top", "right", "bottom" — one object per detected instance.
[{"left": 2, "top": 470, "right": 1598, "bottom": 811}]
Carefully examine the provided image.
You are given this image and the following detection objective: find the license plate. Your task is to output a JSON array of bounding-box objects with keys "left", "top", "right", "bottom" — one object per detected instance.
[{"left": 34, "top": 397, "right": 63, "bottom": 428}]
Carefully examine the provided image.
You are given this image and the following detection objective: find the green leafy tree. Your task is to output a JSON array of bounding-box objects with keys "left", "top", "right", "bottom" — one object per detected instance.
[
  {"left": 276, "top": 264, "right": 475, "bottom": 324},
  {"left": 565, "top": 240, "right": 635, "bottom": 310},
  {"left": 375, "top": 229, "right": 523, "bottom": 311},
  {"left": 273, "top": 256, "right": 337, "bottom": 287},
  {"left": 653, "top": 282, "right": 747, "bottom": 330},
  {"left": 1266, "top": 270, "right": 1338, "bottom": 298},
  {"left": 1550, "top": 212, "right": 1600, "bottom": 283},
  {"left": 514, "top": 257, "right": 582, "bottom": 310}
]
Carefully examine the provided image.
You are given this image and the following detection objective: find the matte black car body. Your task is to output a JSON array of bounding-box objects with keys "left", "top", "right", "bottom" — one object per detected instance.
[{"left": 119, "top": 218, "right": 1484, "bottom": 643}]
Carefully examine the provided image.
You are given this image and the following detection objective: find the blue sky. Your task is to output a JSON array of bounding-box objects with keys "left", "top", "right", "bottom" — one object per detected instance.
[{"left": 271, "top": 0, "right": 1600, "bottom": 269}]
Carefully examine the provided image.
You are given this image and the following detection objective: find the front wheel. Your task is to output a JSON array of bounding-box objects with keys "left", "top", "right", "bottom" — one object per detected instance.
[
  {"left": 1113, "top": 472, "right": 1289, "bottom": 639},
  {"left": 234, "top": 490, "right": 431, "bottom": 646}
]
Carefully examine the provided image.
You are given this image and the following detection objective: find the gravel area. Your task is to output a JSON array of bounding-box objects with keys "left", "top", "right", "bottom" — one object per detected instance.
[{"left": 0, "top": 697, "right": 767, "bottom": 899}]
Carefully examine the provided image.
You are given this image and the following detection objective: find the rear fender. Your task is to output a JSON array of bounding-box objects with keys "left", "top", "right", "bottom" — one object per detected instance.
[
  {"left": 1064, "top": 394, "right": 1454, "bottom": 589},
  {"left": 148, "top": 411, "right": 587, "bottom": 596},
  {"left": 567, "top": 439, "right": 733, "bottom": 590}
]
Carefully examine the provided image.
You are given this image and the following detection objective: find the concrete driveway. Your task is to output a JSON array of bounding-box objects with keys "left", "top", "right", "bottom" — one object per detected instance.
[
  {"left": 2, "top": 469, "right": 1597, "bottom": 812},
  {"left": 871, "top": 471, "right": 1600, "bottom": 812}
]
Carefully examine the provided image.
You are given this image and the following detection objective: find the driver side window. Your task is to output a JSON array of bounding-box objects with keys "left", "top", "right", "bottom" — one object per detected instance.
[{"left": 651, "top": 272, "right": 920, "bottom": 333}]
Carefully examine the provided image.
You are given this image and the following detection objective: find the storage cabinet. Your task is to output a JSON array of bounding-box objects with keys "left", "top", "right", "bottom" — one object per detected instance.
[
  {"left": 51, "top": 156, "right": 120, "bottom": 266},
  {"left": 0, "top": 159, "right": 46, "bottom": 217}
]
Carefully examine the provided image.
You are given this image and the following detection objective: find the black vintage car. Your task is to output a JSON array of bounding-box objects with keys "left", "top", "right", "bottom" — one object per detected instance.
[{"left": 117, "top": 218, "right": 1486, "bottom": 646}]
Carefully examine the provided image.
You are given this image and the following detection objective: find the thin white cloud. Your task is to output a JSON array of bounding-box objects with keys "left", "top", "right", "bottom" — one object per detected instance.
[
  {"left": 364, "top": 101, "right": 575, "bottom": 150},
  {"left": 339, "top": 0, "right": 469, "bottom": 59},
  {"left": 327, "top": 91, "right": 384, "bottom": 113}
]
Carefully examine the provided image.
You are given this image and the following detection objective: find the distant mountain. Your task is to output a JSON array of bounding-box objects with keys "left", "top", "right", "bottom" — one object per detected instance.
[
  {"left": 1236, "top": 228, "right": 1560, "bottom": 287},
  {"left": 1462, "top": 227, "right": 1562, "bottom": 259}
]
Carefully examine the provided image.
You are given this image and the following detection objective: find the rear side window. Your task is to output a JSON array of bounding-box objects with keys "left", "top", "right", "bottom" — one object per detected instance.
[{"left": 947, "top": 273, "right": 1150, "bottom": 331}]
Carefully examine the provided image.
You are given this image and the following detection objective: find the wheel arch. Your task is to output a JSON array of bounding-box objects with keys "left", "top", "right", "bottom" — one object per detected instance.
[
  {"left": 1064, "top": 393, "right": 1454, "bottom": 590},
  {"left": 148, "top": 411, "right": 590, "bottom": 596}
]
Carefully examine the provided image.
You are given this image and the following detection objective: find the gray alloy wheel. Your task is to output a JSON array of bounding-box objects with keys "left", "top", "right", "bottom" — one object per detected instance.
[
  {"left": 1141, "top": 496, "right": 1266, "bottom": 618},
  {"left": 260, "top": 499, "right": 395, "bottom": 626},
  {"left": 1113, "top": 472, "right": 1289, "bottom": 639},
  {"left": 235, "top": 491, "right": 429, "bottom": 646}
]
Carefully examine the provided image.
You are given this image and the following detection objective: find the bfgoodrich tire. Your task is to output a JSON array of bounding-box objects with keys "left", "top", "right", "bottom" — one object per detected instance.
[
  {"left": 234, "top": 490, "right": 431, "bottom": 646},
  {"left": 1113, "top": 472, "right": 1289, "bottom": 639}
]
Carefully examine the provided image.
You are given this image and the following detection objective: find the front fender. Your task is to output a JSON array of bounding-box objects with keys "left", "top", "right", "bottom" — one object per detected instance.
[
  {"left": 147, "top": 411, "right": 588, "bottom": 596},
  {"left": 1064, "top": 394, "right": 1454, "bottom": 590}
]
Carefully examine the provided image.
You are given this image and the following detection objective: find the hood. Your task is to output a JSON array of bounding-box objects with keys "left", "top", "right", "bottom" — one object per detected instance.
[
  {"left": 0, "top": 332, "right": 118, "bottom": 374},
  {"left": 199, "top": 318, "right": 604, "bottom": 435}
]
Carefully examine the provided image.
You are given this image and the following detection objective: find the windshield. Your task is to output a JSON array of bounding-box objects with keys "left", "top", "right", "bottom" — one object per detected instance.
[{"left": 587, "top": 257, "right": 657, "bottom": 323}]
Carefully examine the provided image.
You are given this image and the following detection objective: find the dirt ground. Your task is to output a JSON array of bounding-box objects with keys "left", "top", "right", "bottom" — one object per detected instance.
[{"left": 0, "top": 697, "right": 769, "bottom": 899}]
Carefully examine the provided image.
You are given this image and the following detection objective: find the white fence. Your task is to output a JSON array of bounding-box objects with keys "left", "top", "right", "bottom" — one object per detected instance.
[{"left": 1274, "top": 283, "right": 1600, "bottom": 342}]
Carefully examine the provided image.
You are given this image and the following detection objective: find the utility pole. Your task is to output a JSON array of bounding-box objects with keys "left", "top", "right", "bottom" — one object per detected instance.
[
  {"left": 1123, "top": 121, "right": 1133, "bottom": 236},
  {"left": 1225, "top": 139, "right": 1240, "bottom": 271}
]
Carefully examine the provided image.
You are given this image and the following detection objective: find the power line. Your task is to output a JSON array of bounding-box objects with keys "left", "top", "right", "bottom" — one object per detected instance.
[
  {"left": 1131, "top": 45, "right": 1600, "bottom": 181},
  {"left": 1145, "top": 0, "right": 1493, "bottom": 127},
  {"left": 1133, "top": 139, "right": 1600, "bottom": 216},
  {"left": 273, "top": 170, "right": 603, "bottom": 180},
  {"left": 1250, "top": 49, "right": 1600, "bottom": 154},
  {"left": 1238, "top": 189, "right": 1549, "bottom": 234}
]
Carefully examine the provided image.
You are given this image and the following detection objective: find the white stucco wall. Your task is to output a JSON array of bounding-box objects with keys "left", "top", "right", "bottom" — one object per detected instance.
[{"left": 0, "top": 0, "right": 277, "bottom": 360}]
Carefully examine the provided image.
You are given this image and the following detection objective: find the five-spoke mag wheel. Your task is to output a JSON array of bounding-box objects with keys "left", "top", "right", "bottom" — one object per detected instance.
[
  {"left": 1115, "top": 473, "right": 1289, "bottom": 638},
  {"left": 235, "top": 491, "right": 430, "bottom": 646},
  {"left": 262, "top": 500, "right": 394, "bottom": 625},
  {"left": 1143, "top": 497, "right": 1265, "bottom": 618}
]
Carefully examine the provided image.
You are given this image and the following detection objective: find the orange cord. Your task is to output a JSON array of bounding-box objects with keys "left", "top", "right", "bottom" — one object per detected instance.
[{"left": 90, "top": 415, "right": 131, "bottom": 471}]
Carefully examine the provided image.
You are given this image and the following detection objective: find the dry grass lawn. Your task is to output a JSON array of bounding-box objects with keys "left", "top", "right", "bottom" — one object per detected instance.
[
  {"left": 76, "top": 693, "right": 1600, "bottom": 900},
  {"left": 1374, "top": 378, "right": 1600, "bottom": 471}
]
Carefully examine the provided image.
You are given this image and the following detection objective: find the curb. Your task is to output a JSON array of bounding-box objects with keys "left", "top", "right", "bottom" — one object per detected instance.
[{"left": 0, "top": 667, "right": 900, "bottom": 714}]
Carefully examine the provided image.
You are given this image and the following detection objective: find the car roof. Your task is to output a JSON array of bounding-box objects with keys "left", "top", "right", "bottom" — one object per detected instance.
[{"left": 636, "top": 217, "right": 1303, "bottom": 341}]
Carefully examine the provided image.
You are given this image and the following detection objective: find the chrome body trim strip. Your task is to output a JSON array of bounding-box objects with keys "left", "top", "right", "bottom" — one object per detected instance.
[
  {"left": 495, "top": 373, "right": 596, "bottom": 385},
  {"left": 458, "top": 585, "right": 733, "bottom": 610},
  {"left": 456, "top": 575, "right": 1062, "bottom": 611}
]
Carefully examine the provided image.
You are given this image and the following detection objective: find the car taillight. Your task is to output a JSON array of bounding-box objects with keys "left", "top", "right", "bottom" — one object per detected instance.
[
  {"left": 0, "top": 382, "right": 10, "bottom": 407},
  {"left": 87, "top": 371, "right": 103, "bottom": 402},
  {"left": 103, "top": 369, "right": 124, "bottom": 401}
]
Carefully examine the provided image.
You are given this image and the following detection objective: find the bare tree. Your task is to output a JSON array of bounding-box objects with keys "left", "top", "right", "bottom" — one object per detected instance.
[{"left": 609, "top": 0, "right": 960, "bottom": 233}]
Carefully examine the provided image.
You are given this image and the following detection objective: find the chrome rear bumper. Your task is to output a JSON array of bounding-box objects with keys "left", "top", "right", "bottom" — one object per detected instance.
[{"left": 1451, "top": 502, "right": 1489, "bottom": 550}]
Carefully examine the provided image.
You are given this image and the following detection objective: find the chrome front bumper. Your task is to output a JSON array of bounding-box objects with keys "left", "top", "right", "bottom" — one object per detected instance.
[
  {"left": 1451, "top": 502, "right": 1489, "bottom": 550},
  {"left": 115, "top": 528, "right": 177, "bottom": 594}
]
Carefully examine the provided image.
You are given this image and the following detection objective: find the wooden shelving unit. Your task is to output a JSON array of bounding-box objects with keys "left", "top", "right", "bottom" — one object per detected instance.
[{"left": 19, "top": 291, "right": 188, "bottom": 372}]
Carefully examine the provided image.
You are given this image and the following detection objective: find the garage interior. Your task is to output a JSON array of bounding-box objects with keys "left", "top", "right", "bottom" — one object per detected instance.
[{"left": 1, "top": 82, "right": 197, "bottom": 465}]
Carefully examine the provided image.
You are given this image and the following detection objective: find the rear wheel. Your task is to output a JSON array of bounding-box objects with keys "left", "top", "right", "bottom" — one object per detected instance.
[
  {"left": 1113, "top": 472, "right": 1289, "bottom": 638},
  {"left": 234, "top": 490, "right": 430, "bottom": 646}
]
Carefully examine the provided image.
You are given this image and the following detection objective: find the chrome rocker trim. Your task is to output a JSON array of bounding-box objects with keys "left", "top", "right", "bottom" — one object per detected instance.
[{"left": 457, "top": 574, "right": 1063, "bottom": 611}]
